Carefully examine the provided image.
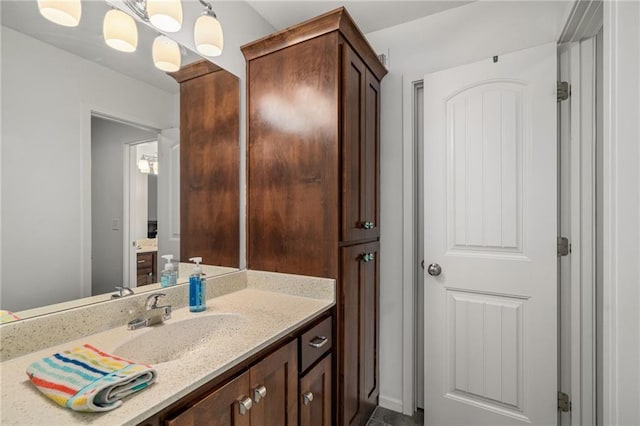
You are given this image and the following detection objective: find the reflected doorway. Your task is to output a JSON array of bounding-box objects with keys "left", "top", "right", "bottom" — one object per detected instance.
[{"left": 90, "top": 115, "right": 158, "bottom": 296}]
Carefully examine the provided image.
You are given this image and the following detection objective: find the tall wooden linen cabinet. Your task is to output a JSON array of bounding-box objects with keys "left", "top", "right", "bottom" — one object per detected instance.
[{"left": 242, "top": 8, "right": 387, "bottom": 426}]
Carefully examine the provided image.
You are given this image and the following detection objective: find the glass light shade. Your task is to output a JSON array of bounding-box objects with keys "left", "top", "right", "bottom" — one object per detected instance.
[
  {"left": 194, "top": 14, "right": 223, "bottom": 57},
  {"left": 37, "top": 0, "right": 81, "bottom": 27},
  {"left": 151, "top": 161, "right": 159, "bottom": 175},
  {"left": 147, "top": 0, "right": 183, "bottom": 33},
  {"left": 103, "top": 9, "right": 138, "bottom": 53},
  {"left": 138, "top": 158, "right": 150, "bottom": 174},
  {"left": 153, "top": 36, "right": 181, "bottom": 72}
]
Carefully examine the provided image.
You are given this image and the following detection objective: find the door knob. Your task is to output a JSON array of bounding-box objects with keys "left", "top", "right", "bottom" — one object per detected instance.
[{"left": 427, "top": 263, "right": 442, "bottom": 276}]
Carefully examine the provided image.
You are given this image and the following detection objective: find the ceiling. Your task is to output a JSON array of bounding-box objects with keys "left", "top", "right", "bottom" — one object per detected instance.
[
  {"left": 1, "top": 1, "right": 201, "bottom": 93},
  {"left": 246, "top": 0, "right": 473, "bottom": 34}
]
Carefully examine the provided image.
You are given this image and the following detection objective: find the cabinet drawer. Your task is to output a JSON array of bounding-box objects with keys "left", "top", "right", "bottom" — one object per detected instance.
[
  {"left": 137, "top": 252, "right": 154, "bottom": 269},
  {"left": 300, "top": 316, "right": 332, "bottom": 372}
]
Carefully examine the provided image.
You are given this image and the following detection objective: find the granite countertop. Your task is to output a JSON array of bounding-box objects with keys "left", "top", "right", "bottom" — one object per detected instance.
[{"left": 0, "top": 284, "right": 334, "bottom": 425}]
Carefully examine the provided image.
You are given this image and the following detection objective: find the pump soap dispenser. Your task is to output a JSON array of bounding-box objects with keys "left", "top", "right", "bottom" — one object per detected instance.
[
  {"left": 189, "top": 257, "right": 206, "bottom": 312},
  {"left": 160, "top": 255, "right": 178, "bottom": 288}
]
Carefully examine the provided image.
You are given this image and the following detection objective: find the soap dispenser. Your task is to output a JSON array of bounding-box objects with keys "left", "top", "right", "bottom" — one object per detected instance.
[
  {"left": 189, "top": 257, "right": 206, "bottom": 312},
  {"left": 160, "top": 255, "right": 178, "bottom": 288}
]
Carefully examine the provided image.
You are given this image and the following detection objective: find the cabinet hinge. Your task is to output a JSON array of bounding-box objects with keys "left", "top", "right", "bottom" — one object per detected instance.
[
  {"left": 557, "top": 81, "right": 570, "bottom": 102},
  {"left": 557, "top": 236, "right": 571, "bottom": 256},
  {"left": 558, "top": 391, "right": 571, "bottom": 412}
]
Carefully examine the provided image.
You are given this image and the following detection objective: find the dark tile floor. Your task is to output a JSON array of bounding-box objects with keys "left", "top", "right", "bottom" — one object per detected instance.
[{"left": 366, "top": 407, "right": 424, "bottom": 426}]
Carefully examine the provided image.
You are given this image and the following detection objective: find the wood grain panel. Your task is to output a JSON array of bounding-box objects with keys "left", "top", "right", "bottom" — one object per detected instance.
[
  {"left": 166, "top": 371, "right": 250, "bottom": 426},
  {"left": 179, "top": 67, "right": 239, "bottom": 267},
  {"left": 340, "top": 241, "right": 379, "bottom": 425},
  {"left": 249, "top": 340, "right": 298, "bottom": 425},
  {"left": 300, "top": 354, "right": 333, "bottom": 426},
  {"left": 247, "top": 34, "right": 340, "bottom": 278}
]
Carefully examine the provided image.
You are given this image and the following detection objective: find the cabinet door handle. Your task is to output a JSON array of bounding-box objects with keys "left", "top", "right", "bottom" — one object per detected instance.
[
  {"left": 308, "top": 336, "right": 328, "bottom": 348},
  {"left": 303, "top": 392, "right": 314, "bottom": 406},
  {"left": 137, "top": 260, "right": 145, "bottom": 264},
  {"left": 237, "top": 396, "right": 253, "bottom": 415},
  {"left": 253, "top": 385, "right": 267, "bottom": 403},
  {"left": 359, "top": 221, "right": 375, "bottom": 230},
  {"left": 360, "top": 253, "right": 375, "bottom": 262}
]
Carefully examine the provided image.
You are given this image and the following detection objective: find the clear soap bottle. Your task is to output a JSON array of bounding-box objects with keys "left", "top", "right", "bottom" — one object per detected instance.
[
  {"left": 160, "top": 254, "right": 178, "bottom": 288},
  {"left": 189, "top": 257, "right": 206, "bottom": 312}
]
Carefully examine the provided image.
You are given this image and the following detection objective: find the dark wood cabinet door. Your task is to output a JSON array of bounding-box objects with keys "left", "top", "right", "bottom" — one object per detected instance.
[
  {"left": 342, "top": 45, "right": 380, "bottom": 243},
  {"left": 250, "top": 340, "right": 298, "bottom": 425},
  {"left": 179, "top": 68, "right": 239, "bottom": 268},
  {"left": 300, "top": 354, "right": 332, "bottom": 426},
  {"left": 340, "top": 241, "right": 380, "bottom": 425},
  {"left": 166, "top": 371, "right": 251, "bottom": 426},
  {"left": 247, "top": 34, "right": 340, "bottom": 279}
]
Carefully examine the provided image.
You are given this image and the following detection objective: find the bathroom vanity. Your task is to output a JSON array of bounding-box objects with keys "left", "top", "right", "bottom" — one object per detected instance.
[{"left": 0, "top": 270, "right": 335, "bottom": 426}]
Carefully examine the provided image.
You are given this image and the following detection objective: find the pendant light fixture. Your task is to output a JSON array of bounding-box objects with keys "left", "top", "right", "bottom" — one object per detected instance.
[
  {"left": 103, "top": 9, "right": 138, "bottom": 53},
  {"left": 194, "top": 1, "right": 223, "bottom": 57},
  {"left": 153, "top": 35, "right": 181, "bottom": 72},
  {"left": 37, "top": 0, "right": 81, "bottom": 27},
  {"left": 147, "top": 0, "right": 183, "bottom": 33}
]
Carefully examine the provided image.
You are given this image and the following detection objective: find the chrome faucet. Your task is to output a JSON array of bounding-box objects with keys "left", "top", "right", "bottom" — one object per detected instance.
[{"left": 127, "top": 293, "right": 172, "bottom": 330}]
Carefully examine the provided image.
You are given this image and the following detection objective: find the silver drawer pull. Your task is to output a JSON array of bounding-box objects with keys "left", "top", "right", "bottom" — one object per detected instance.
[
  {"left": 237, "top": 396, "right": 252, "bottom": 415},
  {"left": 137, "top": 260, "right": 145, "bottom": 264},
  {"left": 253, "top": 385, "right": 267, "bottom": 403},
  {"left": 309, "top": 336, "right": 328, "bottom": 348},
  {"left": 303, "top": 391, "right": 314, "bottom": 405}
]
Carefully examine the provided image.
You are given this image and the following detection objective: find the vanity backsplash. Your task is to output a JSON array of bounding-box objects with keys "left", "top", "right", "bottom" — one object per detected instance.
[{"left": 1, "top": 270, "right": 334, "bottom": 361}]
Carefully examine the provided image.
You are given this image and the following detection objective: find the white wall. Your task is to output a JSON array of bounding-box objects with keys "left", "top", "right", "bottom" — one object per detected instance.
[
  {"left": 364, "top": 0, "right": 572, "bottom": 412},
  {"left": 1, "top": 26, "right": 175, "bottom": 311},
  {"left": 602, "top": 1, "right": 640, "bottom": 424},
  {"left": 91, "top": 118, "right": 157, "bottom": 297}
]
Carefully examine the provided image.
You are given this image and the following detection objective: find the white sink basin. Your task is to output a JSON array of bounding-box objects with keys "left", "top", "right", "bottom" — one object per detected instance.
[{"left": 113, "top": 313, "right": 247, "bottom": 365}]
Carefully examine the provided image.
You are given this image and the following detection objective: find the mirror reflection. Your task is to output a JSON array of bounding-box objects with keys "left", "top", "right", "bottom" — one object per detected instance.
[{"left": 1, "top": 0, "right": 239, "bottom": 321}]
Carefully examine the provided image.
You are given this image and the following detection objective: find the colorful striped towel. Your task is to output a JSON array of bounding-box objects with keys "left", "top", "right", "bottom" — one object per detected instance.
[
  {"left": 0, "top": 310, "right": 20, "bottom": 323},
  {"left": 26, "top": 343, "right": 157, "bottom": 412}
]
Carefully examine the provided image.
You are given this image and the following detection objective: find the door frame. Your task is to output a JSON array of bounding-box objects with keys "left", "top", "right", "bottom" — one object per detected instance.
[
  {"left": 123, "top": 137, "right": 159, "bottom": 288},
  {"left": 400, "top": 44, "right": 599, "bottom": 419}
]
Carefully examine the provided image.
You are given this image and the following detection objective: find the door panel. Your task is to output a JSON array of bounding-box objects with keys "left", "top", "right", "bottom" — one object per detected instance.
[
  {"left": 424, "top": 43, "right": 557, "bottom": 425},
  {"left": 249, "top": 340, "right": 298, "bottom": 425},
  {"left": 166, "top": 371, "right": 251, "bottom": 426},
  {"left": 157, "top": 128, "right": 180, "bottom": 263},
  {"left": 300, "top": 354, "right": 332, "bottom": 426},
  {"left": 340, "top": 241, "right": 379, "bottom": 425}
]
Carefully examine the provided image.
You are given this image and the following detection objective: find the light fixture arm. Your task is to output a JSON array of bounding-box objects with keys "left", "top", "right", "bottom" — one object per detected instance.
[
  {"left": 123, "top": 0, "right": 149, "bottom": 22},
  {"left": 198, "top": 0, "right": 217, "bottom": 18}
]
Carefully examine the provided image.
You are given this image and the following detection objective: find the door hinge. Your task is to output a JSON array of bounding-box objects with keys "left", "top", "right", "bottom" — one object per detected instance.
[
  {"left": 558, "top": 391, "right": 571, "bottom": 412},
  {"left": 557, "top": 236, "right": 570, "bottom": 256},
  {"left": 557, "top": 81, "right": 570, "bottom": 102}
]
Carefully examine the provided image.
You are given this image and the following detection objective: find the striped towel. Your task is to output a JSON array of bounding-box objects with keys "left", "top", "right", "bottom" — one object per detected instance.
[
  {"left": 0, "top": 310, "right": 20, "bottom": 323},
  {"left": 26, "top": 343, "right": 157, "bottom": 412}
]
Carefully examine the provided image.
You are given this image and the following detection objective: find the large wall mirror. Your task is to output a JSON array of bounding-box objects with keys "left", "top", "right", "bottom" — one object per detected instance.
[{"left": 0, "top": 0, "right": 240, "bottom": 321}]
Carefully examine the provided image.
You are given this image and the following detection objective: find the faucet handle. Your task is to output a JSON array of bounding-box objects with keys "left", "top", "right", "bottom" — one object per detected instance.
[{"left": 146, "top": 293, "right": 167, "bottom": 309}]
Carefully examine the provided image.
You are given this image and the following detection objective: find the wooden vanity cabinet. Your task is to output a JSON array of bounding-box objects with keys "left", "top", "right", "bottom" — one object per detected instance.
[
  {"left": 165, "top": 340, "right": 298, "bottom": 426},
  {"left": 136, "top": 252, "right": 157, "bottom": 286},
  {"left": 242, "top": 7, "right": 385, "bottom": 425},
  {"left": 140, "top": 313, "right": 333, "bottom": 426}
]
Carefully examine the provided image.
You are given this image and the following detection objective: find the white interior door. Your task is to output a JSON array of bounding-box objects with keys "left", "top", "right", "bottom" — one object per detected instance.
[
  {"left": 424, "top": 43, "right": 557, "bottom": 425},
  {"left": 157, "top": 128, "right": 180, "bottom": 262}
]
